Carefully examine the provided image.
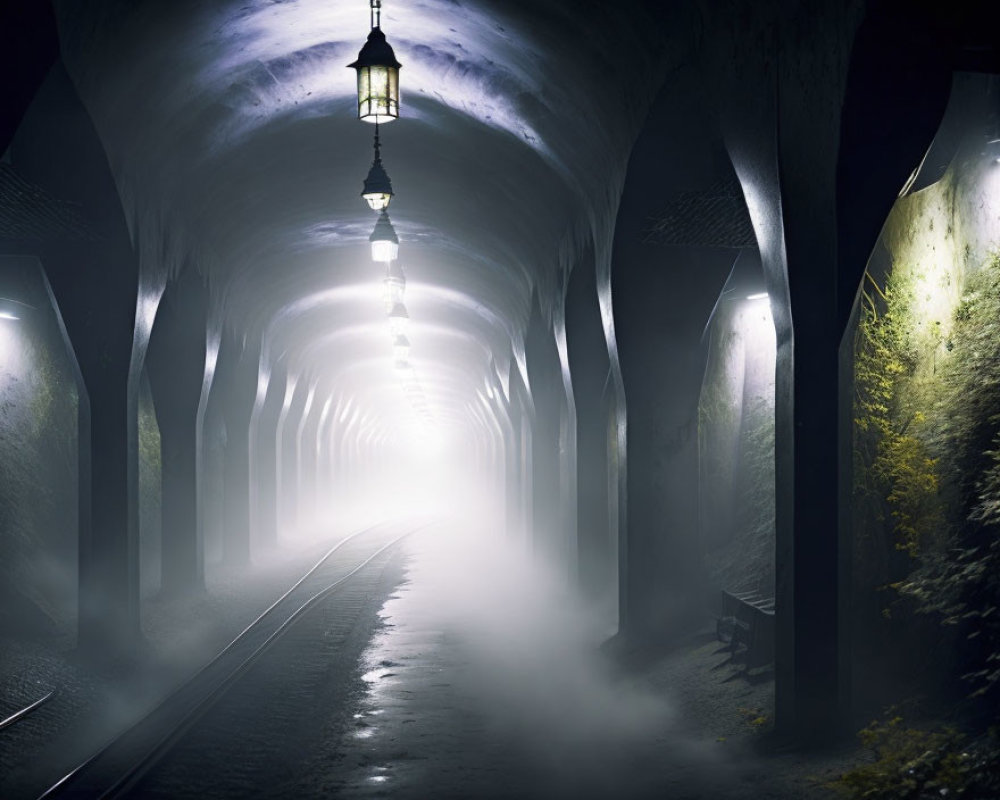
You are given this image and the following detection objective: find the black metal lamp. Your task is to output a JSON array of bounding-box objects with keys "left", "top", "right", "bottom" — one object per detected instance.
[{"left": 348, "top": 0, "right": 401, "bottom": 124}]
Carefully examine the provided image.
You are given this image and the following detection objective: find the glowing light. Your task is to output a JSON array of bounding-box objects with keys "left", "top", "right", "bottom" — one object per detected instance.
[
  {"left": 392, "top": 334, "right": 410, "bottom": 362},
  {"left": 387, "top": 302, "right": 409, "bottom": 337},
  {"left": 0, "top": 311, "right": 19, "bottom": 321},
  {"left": 369, "top": 210, "right": 399, "bottom": 263},
  {"left": 382, "top": 262, "right": 406, "bottom": 311},
  {"left": 987, "top": 138, "right": 1000, "bottom": 165},
  {"left": 362, "top": 127, "right": 394, "bottom": 210},
  {"left": 746, "top": 292, "right": 768, "bottom": 301},
  {"left": 348, "top": 2, "right": 401, "bottom": 124}
]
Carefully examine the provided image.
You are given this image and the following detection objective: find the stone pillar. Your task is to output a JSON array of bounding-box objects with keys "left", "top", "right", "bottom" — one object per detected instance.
[
  {"left": 525, "top": 296, "right": 564, "bottom": 560},
  {"left": 250, "top": 358, "right": 286, "bottom": 550},
  {"left": 277, "top": 373, "right": 310, "bottom": 533},
  {"left": 212, "top": 328, "right": 260, "bottom": 565},
  {"left": 146, "top": 266, "right": 210, "bottom": 595},
  {"left": 566, "top": 253, "right": 616, "bottom": 607},
  {"left": 12, "top": 62, "right": 146, "bottom": 659}
]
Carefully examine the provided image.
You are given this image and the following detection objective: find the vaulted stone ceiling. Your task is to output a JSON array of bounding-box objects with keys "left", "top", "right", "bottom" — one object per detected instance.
[{"left": 51, "top": 0, "right": 689, "bottom": 444}]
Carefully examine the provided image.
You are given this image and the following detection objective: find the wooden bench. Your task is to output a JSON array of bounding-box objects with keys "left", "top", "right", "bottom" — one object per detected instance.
[{"left": 716, "top": 589, "right": 775, "bottom": 670}]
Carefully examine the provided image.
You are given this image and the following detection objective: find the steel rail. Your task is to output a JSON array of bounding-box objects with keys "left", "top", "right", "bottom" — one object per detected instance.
[
  {"left": 38, "top": 519, "right": 427, "bottom": 799},
  {"left": 0, "top": 690, "right": 56, "bottom": 731}
]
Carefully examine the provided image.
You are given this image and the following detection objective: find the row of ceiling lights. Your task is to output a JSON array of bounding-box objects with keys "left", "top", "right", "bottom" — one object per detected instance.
[{"left": 349, "top": 1, "right": 433, "bottom": 423}]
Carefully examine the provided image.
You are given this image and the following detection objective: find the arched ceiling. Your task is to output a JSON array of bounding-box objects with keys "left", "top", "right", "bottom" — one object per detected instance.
[{"left": 51, "top": 0, "right": 689, "bottom": 438}]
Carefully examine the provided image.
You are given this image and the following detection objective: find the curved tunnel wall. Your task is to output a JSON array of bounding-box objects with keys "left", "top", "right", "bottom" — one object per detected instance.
[{"left": 0, "top": 0, "right": 997, "bottom": 742}]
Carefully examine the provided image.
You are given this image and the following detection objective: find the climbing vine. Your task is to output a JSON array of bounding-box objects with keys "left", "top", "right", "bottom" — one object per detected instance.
[
  {"left": 853, "top": 270, "right": 941, "bottom": 592},
  {"left": 896, "top": 252, "right": 1000, "bottom": 707}
]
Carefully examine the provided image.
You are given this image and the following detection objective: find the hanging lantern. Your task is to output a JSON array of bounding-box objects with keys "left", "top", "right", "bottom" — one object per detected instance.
[
  {"left": 362, "top": 127, "right": 394, "bottom": 210},
  {"left": 387, "top": 301, "right": 409, "bottom": 337},
  {"left": 393, "top": 334, "right": 411, "bottom": 362},
  {"left": 348, "top": 1, "right": 401, "bottom": 124},
  {"left": 370, "top": 210, "right": 399, "bottom": 263},
  {"left": 382, "top": 261, "right": 406, "bottom": 311}
]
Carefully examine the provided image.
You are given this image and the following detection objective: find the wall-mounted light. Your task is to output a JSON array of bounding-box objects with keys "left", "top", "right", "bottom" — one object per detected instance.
[
  {"left": 387, "top": 301, "right": 409, "bottom": 337},
  {"left": 348, "top": 0, "right": 401, "bottom": 124},
  {"left": 370, "top": 210, "right": 399, "bottom": 263},
  {"left": 988, "top": 138, "right": 1000, "bottom": 165},
  {"left": 0, "top": 297, "right": 34, "bottom": 322},
  {"left": 382, "top": 261, "right": 406, "bottom": 310},
  {"left": 362, "top": 126, "right": 394, "bottom": 210}
]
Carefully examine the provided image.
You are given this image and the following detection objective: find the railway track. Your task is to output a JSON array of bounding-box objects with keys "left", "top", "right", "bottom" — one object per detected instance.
[
  {"left": 37, "top": 520, "right": 423, "bottom": 799},
  {"left": 0, "top": 691, "right": 57, "bottom": 732}
]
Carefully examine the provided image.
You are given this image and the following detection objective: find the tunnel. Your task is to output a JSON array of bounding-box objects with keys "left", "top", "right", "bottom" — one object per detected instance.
[{"left": 2, "top": 1, "right": 1000, "bottom": 798}]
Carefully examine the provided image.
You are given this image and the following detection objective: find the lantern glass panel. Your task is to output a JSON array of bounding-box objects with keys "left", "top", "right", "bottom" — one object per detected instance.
[
  {"left": 383, "top": 277, "right": 405, "bottom": 309},
  {"left": 357, "top": 65, "right": 399, "bottom": 123},
  {"left": 388, "top": 312, "right": 409, "bottom": 338},
  {"left": 364, "top": 191, "right": 392, "bottom": 211},
  {"left": 372, "top": 239, "right": 399, "bottom": 263}
]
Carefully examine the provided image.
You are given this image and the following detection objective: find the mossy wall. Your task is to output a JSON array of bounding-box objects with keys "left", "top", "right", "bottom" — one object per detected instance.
[
  {"left": 138, "top": 372, "right": 161, "bottom": 598},
  {"left": 699, "top": 296, "right": 776, "bottom": 596},
  {"left": 0, "top": 256, "right": 166, "bottom": 636},
  {"left": 0, "top": 257, "right": 78, "bottom": 636},
  {"left": 850, "top": 72, "right": 1000, "bottom": 707}
]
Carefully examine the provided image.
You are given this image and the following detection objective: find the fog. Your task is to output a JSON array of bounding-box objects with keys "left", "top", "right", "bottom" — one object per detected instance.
[{"left": 345, "top": 515, "right": 740, "bottom": 799}]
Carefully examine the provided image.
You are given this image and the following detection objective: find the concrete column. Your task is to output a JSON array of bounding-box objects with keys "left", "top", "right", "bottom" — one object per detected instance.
[
  {"left": 212, "top": 328, "right": 260, "bottom": 565},
  {"left": 698, "top": 0, "right": 957, "bottom": 736},
  {"left": 316, "top": 394, "right": 337, "bottom": 506},
  {"left": 12, "top": 62, "right": 147, "bottom": 659},
  {"left": 250, "top": 358, "right": 287, "bottom": 550},
  {"left": 508, "top": 360, "right": 533, "bottom": 545},
  {"left": 277, "top": 373, "right": 310, "bottom": 532},
  {"left": 146, "top": 266, "right": 210, "bottom": 595},
  {"left": 525, "top": 296, "right": 565, "bottom": 560},
  {"left": 294, "top": 381, "right": 318, "bottom": 526},
  {"left": 566, "top": 253, "right": 616, "bottom": 608},
  {"left": 610, "top": 72, "right": 735, "bottom": 640}
]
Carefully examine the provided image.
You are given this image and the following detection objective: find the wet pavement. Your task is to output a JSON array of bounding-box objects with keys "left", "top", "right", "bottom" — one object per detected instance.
[
  {"left": 303, "top": 524, "right": 864, "bottom": 799},
  {"left": 2, "top": 522, "right": 868, "bottom": 799}
]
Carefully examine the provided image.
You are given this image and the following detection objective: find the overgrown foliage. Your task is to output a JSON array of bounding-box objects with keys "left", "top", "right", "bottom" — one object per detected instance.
[
  {"left": 845, "top": 235, "right": 1000, "bottom": 794},
  {"left": 900, "top": 438, "right": 1000, "bottom": 705},
  {"left": 853, "top": 271, "right": 941, "bottom": 591},
  {"left": 896, "top": 252, "right": 1000, "bottom": 707},
  {"left": 931, "top": 252, "right": 1000, "bottom": 525},
  {"left": 834, "top": 715, "right": 1000, "bottom": 800}
]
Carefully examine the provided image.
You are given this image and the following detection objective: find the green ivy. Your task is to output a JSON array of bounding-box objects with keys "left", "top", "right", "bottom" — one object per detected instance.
[
  {"left": 853, "top": 270, "right": 942, "bottom": 583},
  {"left": 895, "top": 252, "right": 1000, "bottom": 706},
  {"left": 834, "top": 715, "right": 1000, "bottom": 799}
]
